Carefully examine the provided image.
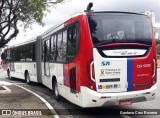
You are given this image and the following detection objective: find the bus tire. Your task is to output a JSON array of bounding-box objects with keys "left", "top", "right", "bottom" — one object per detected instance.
[
  {"left": 53, "top": 79, "right": 60, "bottom": 101},
  {"left": 7, "top": 70, "right": 12, "bottom": 80},
  {"left": 25, "top": 72, "right": 31, "bottom": 85}
]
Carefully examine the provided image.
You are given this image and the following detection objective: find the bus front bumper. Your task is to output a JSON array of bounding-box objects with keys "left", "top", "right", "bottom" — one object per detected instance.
[{"left": 80, "top": 84, "right": 157, "bottom": 108}]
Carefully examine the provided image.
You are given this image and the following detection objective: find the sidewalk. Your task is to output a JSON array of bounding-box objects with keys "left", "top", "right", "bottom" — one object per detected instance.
[{"left": 0, "top": 83, "right": 52, "bottom": 118}]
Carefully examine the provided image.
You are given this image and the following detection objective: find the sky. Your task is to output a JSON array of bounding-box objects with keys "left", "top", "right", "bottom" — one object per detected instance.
[{"left": 10, "top": 0, "right": 160, "bottom": 45}]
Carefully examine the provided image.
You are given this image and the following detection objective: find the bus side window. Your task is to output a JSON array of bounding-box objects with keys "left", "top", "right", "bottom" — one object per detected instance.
[
  {"left": 50, "top": 35, "right": 57, "bottom": 61},
  {"left": 6, "top": 49, "right": 11, "bottom": 63},
  {"left": 44, "top": 39, "right": 50, "bottom": 62},
  {"left": 25, "top": 44, "right": 32, "bottom": 62},
  {"left": 67, "top": 24, "right": 79, "bottom": 62},
  {"left": 62, "top": 30, "right": 67, "bottom": 62},
  {"left": 10, "top": 49, "right": 13, "bottom": 62},
  {"left": 57, "top": 32, "right": 63, "bottom": 62},
  {"left": 46, "top": 39, "right": 50, "bottom": 61},
  {"left": 42, "top": 40, "right": 44, "bottom": 61},
  {"left": 32, "top": 43, "right": 35, "bottom": 61},
  {"left": 20, "top": 46, "right": 25, "bottom": 61}
]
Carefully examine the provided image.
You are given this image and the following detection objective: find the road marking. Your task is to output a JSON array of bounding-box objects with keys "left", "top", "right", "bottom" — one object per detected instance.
[
  {"left": 0, "top": 81, "right": 12, "bottom": 85},
  {"left": 0, "top": 86, "right": 11, "bottom": 93},
  {"left": 12, "top": 83, "right": 28, "bottom": 85},
  {"left": 2, "top": 86, "right": 11, "bottom": 92},
  {"left": 121, "top": 115, "right": 132, "bottom": 118},
  {"left": 16, "top": 84, "right": 59, "bottom": 118}
]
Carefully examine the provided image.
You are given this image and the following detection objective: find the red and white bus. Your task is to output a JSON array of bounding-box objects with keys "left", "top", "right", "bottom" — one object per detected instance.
[{"left": 2, "top": 11, "right": 157, "bottom": 107}]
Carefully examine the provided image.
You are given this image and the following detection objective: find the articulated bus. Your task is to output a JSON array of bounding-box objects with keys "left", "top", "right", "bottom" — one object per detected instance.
[
  {"left": 2, "top": 38, "right": 37, "bottom": 83},
  {"left": 2, "top": 11, "right": 157, "bottom": 107}
]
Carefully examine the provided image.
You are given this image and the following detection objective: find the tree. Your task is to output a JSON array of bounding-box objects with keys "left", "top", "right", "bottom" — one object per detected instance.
[{"left": 0, "top": 0, "right": 64, "bottom": 48}]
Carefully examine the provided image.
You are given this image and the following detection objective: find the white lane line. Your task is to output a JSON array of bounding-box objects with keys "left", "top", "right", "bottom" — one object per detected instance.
[
  {"left": 12, "top": 83, "right": 28, "bottom": 85},
  {"left": 121, "top": 115, "right": 132, "bottom": 118},
  {"left": 0, "top": 86, "right": 12, "bottom": 93},
  {"left": 16, "top": 84, "right": 59, "bottom": 118},
  {"left": 2, "top": 86, "right": 11, "bottom": 92},
  {"left": 0, "top": 81, "right": 12, "bottom": 85}
]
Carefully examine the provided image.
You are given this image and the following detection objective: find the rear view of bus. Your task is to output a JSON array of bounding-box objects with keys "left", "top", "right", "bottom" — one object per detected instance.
[{"left": 81, "top": 12, "right": 157, "bottom": 107}]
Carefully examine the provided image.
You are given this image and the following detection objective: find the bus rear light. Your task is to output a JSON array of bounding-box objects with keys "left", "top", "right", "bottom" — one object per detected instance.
[
  {"left": 90, "top": 61, "right": 95, "bottom": 82},
  {"left": 87, "top": 59, "right": 96, "bottom": 91},
  {"left": 152, "top": 58, "right": 156, "bottom": 78},
  {"left": 152, "top": 57, "right": 157, "bottom": 85}
]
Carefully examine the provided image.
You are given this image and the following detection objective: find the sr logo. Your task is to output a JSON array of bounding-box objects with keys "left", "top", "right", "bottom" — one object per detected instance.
[{"left": 101, "top": 61, "right": 110, "bottom": 66}]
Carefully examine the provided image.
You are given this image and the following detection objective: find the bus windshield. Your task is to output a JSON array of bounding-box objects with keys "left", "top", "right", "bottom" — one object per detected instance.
[{"left": 88, "top": 12, "right": 152, "bottom": 46}]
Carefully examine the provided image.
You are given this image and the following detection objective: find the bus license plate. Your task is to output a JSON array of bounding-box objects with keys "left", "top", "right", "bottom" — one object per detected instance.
[{"left": 119, "top": 99, "right": 132, "bottom": 106}]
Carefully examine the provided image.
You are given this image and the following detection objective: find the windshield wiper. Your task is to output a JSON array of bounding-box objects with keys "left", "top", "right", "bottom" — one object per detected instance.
[{"left": 95, "top": 39, "right": 116, "bottom": 47}]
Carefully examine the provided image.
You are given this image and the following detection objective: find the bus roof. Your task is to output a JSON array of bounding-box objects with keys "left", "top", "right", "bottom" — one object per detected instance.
[
  {"left": 7, "top": 37, "right": 36, "bottom": 49},
  {"left": 41, "top": 11, "right": 86, "bottom": 39},
  {"left": 6, "top": 11, "right": 147, "bottom": 48},
  {"left": 90, "top": 11, "right": 146, "bottom": 16},
  {"left": 41, "top": 11, "right": 146, "bottom": 39}
]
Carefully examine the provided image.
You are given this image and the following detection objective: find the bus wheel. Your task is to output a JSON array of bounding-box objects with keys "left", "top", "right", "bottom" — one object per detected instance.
[
  {"left": 7, "top": 70, "right": 11, "bottom": 80},
  {"left": 53, "top": 80, "right": 60, "bottom": 101},
  {"left": 25, "top": 72, "right": 31, "bottom": 85}
]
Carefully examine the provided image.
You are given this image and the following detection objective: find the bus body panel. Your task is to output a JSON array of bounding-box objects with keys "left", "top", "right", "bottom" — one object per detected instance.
[
  {"left": 133, "top": 51, "right": 153, "bottom": 91},
  {"left": 60, "top": 14, "right": 93, "bottom": 92},
  {"left": 80, "top": 84, "right": 156, "bottom": 107},
  {"left": 10, "top": 62, "right": 37, "bottom": 82},
  {"left": 93, "top": 47, "right": 154, "bottom": 93},
  {"left": 93, "top": 48, "right": 128, "bottom": 93},
  {"left": 41, "top": 63, "right": 64, "bottom": 90}
]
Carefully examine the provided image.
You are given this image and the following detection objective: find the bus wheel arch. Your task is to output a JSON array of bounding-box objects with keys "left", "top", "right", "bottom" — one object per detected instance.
[
  {"left": 52, "top": 76, "right": 61, "bottom": 101},
  {"left": 25, "top": 70, "right": 31, "bottom": 85}
]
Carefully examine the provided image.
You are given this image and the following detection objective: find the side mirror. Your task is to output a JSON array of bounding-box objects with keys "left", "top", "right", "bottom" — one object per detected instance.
[{"left": 1, "top": 53, "right": 6, "bottom": 60}]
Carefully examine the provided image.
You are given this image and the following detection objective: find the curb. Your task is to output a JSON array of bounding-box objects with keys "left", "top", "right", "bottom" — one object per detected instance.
[{"left": 16, "top": 84, "right": 59, "bottom": 118}]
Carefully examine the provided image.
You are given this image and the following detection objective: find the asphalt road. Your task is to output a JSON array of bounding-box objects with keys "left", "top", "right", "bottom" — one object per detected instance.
[{"left": 0, "top": 68, "right": 160, "bottom": 118}]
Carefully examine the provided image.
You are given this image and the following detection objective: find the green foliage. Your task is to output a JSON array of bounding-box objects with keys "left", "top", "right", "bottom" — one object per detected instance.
[
  {"left": 0, "top": 0, "right": 64, "bottom": 48},
  {"left": 16, "top": 0, "right": 49, "bottom": 28},
  {"left": 156, "top": 40, "right": 160, "bottom": 55},
  {"left": 157, "top": 44, "right": 160, "bottom": 55},
  {"left": 156, "top": 40, "right": 160, "bottom": 44}
]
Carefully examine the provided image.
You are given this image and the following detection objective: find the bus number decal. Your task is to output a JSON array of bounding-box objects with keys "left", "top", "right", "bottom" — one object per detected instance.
[{"left": 136, "top": 64, "right": 151, "bottom": 68}]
